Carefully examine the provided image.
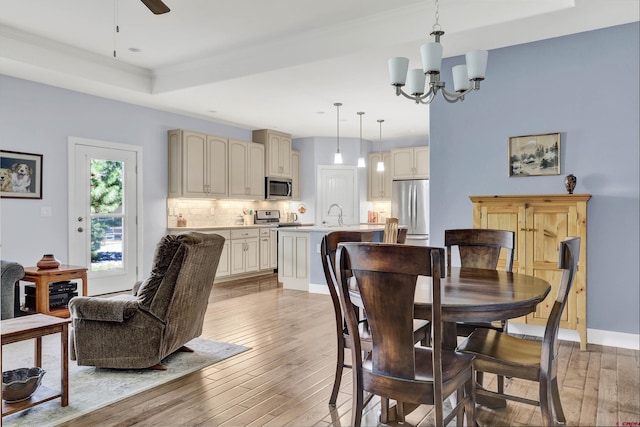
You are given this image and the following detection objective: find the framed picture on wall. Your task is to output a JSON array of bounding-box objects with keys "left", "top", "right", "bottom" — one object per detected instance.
[
  {"left": 0, "top": 150, "right": 43, "bottom": 199},
  {"left": 508, "top": 132, "right": 560, "bottom": 177}
]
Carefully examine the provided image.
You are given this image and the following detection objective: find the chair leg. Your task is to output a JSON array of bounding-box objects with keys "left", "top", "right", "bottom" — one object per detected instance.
[
  {"left": 465, "top": 377, "right": 477, "bottom": 427},
  {"left": 539, "top": 378, "right": 555, "bottom": 427},
  {"left": 497, "top": 374, "right": 504, "bottom": 394},
  {"left": 551, "top": 377, "right": 566, "bottom": 423},
  {"left": 350, "top": 358, "right": 364, "bottom": 427},
  {"left": 329, "top": 339, "right": 345, "bottom": 406}
]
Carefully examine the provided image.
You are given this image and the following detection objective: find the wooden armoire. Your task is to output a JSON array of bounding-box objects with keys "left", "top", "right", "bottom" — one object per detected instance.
[{"left": 470, "top": 194, "right": 591, "bottom": 350}]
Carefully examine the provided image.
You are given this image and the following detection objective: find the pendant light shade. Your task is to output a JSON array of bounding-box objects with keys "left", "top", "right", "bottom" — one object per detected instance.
[
  {"left": 333, "top": 102, "right": 343, "bottom": 164},
  {"left": 377, "top": 119, "right": 385, "bottom": 172},
  {"left": 357, "top": 111, "right": 366, "bottom": 168}
]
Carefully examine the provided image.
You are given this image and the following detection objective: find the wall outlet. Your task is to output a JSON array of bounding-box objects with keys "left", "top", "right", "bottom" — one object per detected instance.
[{"left": 316, "top": 243, "right": 321, "bottom": 254}]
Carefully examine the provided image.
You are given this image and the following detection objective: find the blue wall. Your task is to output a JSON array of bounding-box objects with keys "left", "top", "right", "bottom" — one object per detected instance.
[
  {"left": 0, "top": 75, "right": 253, "bottom": 276},
  {"left": 430, "top": 23, "right": 639, "bottom": 334}
]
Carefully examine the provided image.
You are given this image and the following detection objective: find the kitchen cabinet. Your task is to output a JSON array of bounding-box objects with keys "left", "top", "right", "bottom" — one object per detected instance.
[
  {"left": 259, "top": 228, "right": 277, "bottom": 271},
  {"left": 391, "top": 146, "right": 429, "bottom": 180},
  {"left": 270, "top": 228, "right": 278, "bottom": 269},
  {"left": 471, "top": 194, "right": 591, "bottom": 350},
  {"left": 253, "top": 129, "right": 292, "bottom": 178},
  {"left": 168, "top": 130, "right": 228, "bottom": 198},
  {"left": 230, "top": 229, "right": 259, "bottom": 275},
  {"left": 215, "top": 230, "right": 231, "bottom": 278},
  {"left": 291, "top": 150, "right": 300, "bottom": 200},
  {"left": 367, "top": 151, "right": 393, "bottom": 200},
  {"left": 228, "top": 139, "right": 265, "bottom": 198},
  {"left": 278, "top": 230, "right": 309, "bottom": 291}
]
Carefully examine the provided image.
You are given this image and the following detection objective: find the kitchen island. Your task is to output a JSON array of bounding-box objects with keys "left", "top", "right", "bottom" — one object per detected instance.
[{"left": 277, "top": 224, "right": 387, "bottom": 292}]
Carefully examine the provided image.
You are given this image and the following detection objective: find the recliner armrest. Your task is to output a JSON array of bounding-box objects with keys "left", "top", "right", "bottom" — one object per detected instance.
[{"left": 69, "top": 296, "right": 139, "bottom": 322}]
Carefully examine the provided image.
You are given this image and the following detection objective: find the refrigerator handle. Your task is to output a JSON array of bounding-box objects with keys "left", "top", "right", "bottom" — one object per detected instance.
[
  {"left": 407, "top": 184, "right": 413, "bottom": 227},
  {"left": 412, "top": 184, "right": 417, "bottom": 229}
]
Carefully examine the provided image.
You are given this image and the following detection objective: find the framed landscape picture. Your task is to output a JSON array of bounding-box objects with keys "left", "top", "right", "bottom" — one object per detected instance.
[
  {"left": 0, "top": 150, "right": 43, "bottom": 199},
  {"left": 508, "top": 132, "right": 560, "bottom": 177}
]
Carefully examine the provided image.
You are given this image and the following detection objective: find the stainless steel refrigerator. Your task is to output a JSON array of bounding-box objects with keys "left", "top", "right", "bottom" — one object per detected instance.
[{"left": 391, "top": 179, "right": 429, "bottom": 246}]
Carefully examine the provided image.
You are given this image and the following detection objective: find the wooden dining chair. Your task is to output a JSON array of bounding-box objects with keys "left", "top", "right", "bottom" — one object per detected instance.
[
  {"left": 445, "top": 228, "right": 515, "bottom": 335},
  {"left": 336, "top": 242, "right": 475, "bottom": 427},
  {"left": 457, "top": 237, "right": 580, "bottom": 427},
  {"left": 397, "top": 226, "right": 408, "bottom": 244},
  {"left": 321, "top": 231, "right": 430, "bottom": 408},
  {"left": 383, "top": 217, "right": 399, "bottom": 243}
]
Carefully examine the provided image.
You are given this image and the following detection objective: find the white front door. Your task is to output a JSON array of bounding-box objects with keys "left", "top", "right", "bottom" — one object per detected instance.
[
  {"left": 317, "top": 166, "right": 358, "bottom": 226},
  {"left": 68, "top": 137, "right": 141, "bottom": 295}
]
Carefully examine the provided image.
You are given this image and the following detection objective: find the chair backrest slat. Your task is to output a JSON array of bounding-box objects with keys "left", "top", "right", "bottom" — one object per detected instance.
[{"left": 445, "top": 228, "right": 515, "bottom": 273}]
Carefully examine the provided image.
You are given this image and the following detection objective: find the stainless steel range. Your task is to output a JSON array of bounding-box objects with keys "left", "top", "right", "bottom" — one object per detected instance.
[{"left": 255, "top": 209, "right": 301, "bottom": 227}]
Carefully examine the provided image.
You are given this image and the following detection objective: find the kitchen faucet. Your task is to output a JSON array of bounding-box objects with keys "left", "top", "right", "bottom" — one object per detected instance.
[{"left": 327, "top": 203, "right": 343, "bottom": 226}]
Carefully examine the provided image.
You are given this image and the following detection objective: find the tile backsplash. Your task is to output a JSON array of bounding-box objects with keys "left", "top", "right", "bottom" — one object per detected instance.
[{"left": 167, "top": 198, "right": 291, "bottom": 227}]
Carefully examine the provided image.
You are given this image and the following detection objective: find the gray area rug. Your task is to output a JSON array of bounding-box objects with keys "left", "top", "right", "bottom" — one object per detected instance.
[{"left": 2, "top": 335, "right": 249, "bottom": 427}]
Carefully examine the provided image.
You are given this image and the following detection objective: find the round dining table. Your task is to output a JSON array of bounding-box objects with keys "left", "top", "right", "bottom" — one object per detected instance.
[{"left": 350, "top": 266, "right": 552, "bottom": 351}]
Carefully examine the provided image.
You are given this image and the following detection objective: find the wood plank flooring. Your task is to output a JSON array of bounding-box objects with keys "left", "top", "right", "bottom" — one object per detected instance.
[{"left": 60, "top": 274, "right": 639, "bottom": 427}]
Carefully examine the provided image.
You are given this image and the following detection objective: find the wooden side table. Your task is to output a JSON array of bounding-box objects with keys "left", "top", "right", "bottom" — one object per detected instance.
[
  {"left": 1, "top": 314, "right": 71, "bottom": 416},
  {"left": 21, "top": 265, "right": 88, "bottom": 318}
]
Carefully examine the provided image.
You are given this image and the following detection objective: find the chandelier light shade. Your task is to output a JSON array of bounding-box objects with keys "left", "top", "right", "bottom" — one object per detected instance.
[
  {"left": 333, "top": 102, "right": 343, "bottom": 164},
  {"left": 388, "top": 0, "right": 488, "bottom": 105},
  {"left": 376, "top": 119, "right": 385, "bottom": 172},
  {"left": 357, "top": 111, "right": 366, "bottom": 168}
]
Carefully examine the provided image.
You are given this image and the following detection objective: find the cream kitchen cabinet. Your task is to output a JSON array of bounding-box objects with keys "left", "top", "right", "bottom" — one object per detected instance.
[
  {"left": 253, "top": 129, "right": 292, "bottom": 178},
  {"left": 367, "top": 151, "right": 393, "bottom": 200},
  {"left": 168, "top": 130, "right": 228, "bottom": 198},
  {"left": 230, "top": 229, "right": 259, "bottom": 275},
  {"left": 259, "top": 228, "right": 275, "bottom": 271},
  {"left": 471, "top": 194, "right": 591, "bottom": 350},
  {"left": 278, "top": 230, "right": 309, "bottom": 291},
  {"left": 214, "top": 230, "right": 231, "bottom": 278},
  {"left": 291, "top": 150, "right": 300, "bottom": 200},
  {"left": 391, "top": 146, "right": 429, "bottom": 180},
  {"left": 228, "top": 139, "right": 265, "bottom": 199},
  {"left": 270, "top": 228, "right": 277, "bottom": 269}
]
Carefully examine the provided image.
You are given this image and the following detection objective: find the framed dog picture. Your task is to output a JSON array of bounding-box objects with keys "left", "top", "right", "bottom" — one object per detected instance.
[{"left": 0, "top": 150, "right": 43, "bottom": 199}]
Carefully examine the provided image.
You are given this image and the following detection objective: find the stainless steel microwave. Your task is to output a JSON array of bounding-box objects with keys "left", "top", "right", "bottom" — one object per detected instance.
[{"left": 265, "top": 177, "right": 292, "bottom": 200}]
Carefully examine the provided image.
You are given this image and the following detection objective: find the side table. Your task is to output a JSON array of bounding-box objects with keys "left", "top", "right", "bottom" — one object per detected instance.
[
  {"left": 21, "top": 265, "right": 88, "bottom": 318},
  {"left": 1, "top": 314, "right": 71, "bottom": 416}
]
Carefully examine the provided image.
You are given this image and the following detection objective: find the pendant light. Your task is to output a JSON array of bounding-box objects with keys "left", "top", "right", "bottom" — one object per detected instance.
[
  {"left": 333, "top": 102, "right": 343, "bottom": 164},
  {"left": 357, "top": 112, "right": 366, "bottom": 168},
  {"left": 376, "top": 119, "right": 385, "bottom": 172}
]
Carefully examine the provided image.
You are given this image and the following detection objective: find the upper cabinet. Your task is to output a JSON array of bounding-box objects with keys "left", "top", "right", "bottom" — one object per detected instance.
[
  {"left": 168, "top": 130, "right": 228, "bottom": 198},
  {"left": 291, "top": 150, "right": 301, "bottom": 200},
  {"left": 253, "top": 129, "right": 292, "bottom": 178},
  {"left": 228, "top": 139, "right": 265, "bottom": 199},
  {"left": 368, "top": 151, "right": 393, "bottom": 201},
  {"left": 391, "top": 146, "right": 429, "bottom": 180}
]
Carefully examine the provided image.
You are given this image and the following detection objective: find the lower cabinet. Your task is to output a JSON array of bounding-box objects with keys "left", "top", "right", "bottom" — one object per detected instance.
[
  {"left": 278, "top": 230, "right": 309, "bottom": 291},
  {"left": 259, "top": 229, "right": 272, "bottom": 271},
  {"left": 230, "top": 229, "right": 259, "bottom": 275},
  {"left": 215, "top": 230, "right": 231, "bottom": 278}
]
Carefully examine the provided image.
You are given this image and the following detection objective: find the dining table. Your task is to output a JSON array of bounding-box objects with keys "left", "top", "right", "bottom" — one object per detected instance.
[
  {"left": 350, "top": 266, "right": 552, "bottom": 351},
  {"left": 348, "top": 265, "right": 552, "bottom": 413}
]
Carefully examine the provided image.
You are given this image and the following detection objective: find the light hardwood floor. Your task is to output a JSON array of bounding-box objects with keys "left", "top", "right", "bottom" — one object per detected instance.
[{"left": 61, "top": 274, "right": 639, "bottom": 427}]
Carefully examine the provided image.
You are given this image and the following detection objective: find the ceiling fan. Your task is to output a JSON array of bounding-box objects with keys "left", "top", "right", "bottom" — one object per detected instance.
[{"left": 140, "top": 0, "right": 170, "bottom": 14}]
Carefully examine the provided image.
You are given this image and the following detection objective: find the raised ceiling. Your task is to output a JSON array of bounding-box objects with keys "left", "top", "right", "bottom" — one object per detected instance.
[{"left": 0, "top": 0, "right": 637, "bottom": 139}]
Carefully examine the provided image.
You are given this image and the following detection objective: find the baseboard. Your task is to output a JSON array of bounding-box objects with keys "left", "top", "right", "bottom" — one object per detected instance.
[
  {"left": 309, "top": 283, "right": 330, "bottom": 295},
  {"left": 310, "top": 283, "right": 640, "bottom": 351},
  {"left": 508, "top": 323, "right": 640, "bottom": 350}
]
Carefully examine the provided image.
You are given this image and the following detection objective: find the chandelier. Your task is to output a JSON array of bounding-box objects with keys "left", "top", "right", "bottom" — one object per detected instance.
[{"left": 388, "top": 0, "right": 488, "bottom": 104}]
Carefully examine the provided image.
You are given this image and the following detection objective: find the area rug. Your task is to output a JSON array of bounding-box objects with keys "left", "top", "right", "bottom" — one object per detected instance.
[{"left": 2, "top": 336, "right": 249, "bottom": 427}]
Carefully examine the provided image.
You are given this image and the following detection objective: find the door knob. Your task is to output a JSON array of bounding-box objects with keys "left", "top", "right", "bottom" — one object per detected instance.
[
  {"left": 77, "top": 227, "right": 84, "bottom": 232},
  {"left": 77, "top": 217, "right": 83, "bottom": 222}
]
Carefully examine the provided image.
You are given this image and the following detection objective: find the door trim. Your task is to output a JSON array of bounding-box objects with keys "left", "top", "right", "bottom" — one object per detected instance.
[{"left": 67, "top": 136, "right": 143, "bottom": 285}]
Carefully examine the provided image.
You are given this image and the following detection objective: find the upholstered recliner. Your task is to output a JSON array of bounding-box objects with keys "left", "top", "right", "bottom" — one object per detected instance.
[
  {"left": 69, "top": 232, "right": 225, "bottom": 369},
  {"left": 1, "top": 260, "right": 25, "bottom": 320}
]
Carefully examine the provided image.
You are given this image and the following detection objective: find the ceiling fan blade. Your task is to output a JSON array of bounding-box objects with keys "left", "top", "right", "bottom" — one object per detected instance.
[{"left": 140, "top": 0, "right": 170, "bottom": 15}]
